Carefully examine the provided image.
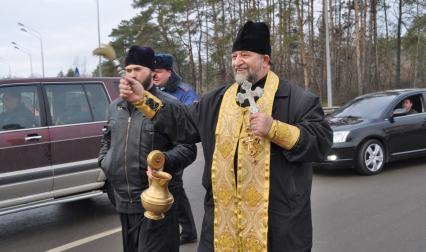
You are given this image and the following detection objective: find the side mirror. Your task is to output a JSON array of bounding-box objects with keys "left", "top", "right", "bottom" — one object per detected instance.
[
  {"left": 390, "top": 108, "right": 407, "bottom": 122},
  {"left": 393, "top": 108, "right": 407, "bottom": 116}
]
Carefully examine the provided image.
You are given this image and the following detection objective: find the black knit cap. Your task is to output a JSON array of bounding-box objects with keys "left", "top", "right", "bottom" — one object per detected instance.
[
  {"left": 124, "top": 45, "right": 155, "bottom": 69},
  {"left": 232, "top": 21, "right": 271, "bottom": 56}
]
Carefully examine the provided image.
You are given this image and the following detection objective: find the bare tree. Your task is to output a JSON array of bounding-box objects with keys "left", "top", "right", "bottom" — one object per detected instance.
[
  {"left": 354, "top": 0, "right": 363, "bottom": 95},
  {"left": 295, "top": 0, "right": 310, "bottom": 90},
  {"left": 396, "top": 0, "right": 403, "bottom": 86}
]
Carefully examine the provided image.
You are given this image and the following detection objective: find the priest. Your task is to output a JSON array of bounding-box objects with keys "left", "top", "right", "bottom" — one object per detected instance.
[{"left": 120, "top": 21, "right": 333, "bottom": 252}]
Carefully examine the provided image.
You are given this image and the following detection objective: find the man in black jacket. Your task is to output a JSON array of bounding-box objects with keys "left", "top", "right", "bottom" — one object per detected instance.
[
  {"left": 153, "top": 54, "right": 198, "bottom": 244},
  {"left": 98, "top": 45, "right": 197, "bottom": 252}
]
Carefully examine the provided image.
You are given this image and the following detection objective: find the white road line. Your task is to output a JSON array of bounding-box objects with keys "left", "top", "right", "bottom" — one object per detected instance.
[{"left": 46, "top": 227, "right": 122, "bottom": 252}]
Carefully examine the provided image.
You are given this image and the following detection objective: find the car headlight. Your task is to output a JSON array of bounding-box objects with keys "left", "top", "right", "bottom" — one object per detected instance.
[{"left": 333, "top": 131, "right": 350, "bottom": 143}]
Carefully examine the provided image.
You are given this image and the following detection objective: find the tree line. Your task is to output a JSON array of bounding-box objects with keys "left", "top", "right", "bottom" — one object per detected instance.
[{"left": 94, "top": 0, "right": 425, "bottom": 105}]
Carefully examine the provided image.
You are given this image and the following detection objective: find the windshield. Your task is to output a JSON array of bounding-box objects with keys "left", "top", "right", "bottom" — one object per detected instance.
[{"left": 332, "top": 94, "right": 397, "bottom": 119}]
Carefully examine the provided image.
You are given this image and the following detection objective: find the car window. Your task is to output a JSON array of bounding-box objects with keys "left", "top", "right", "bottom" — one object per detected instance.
[
  {"left": 332, "top": 94, "right": 397, "bottom": 119},
  {"left": 45, "top": 84, "right": 93, "bottom": 125},
  {"left": 393, "top": 94, "right": 424, "bottom": 115},
  {"left": 84, "top": 84, "right": 109, "bottom": 121},
  {"left": 0, "top": 85, "right": 41, "bottom": 131}
]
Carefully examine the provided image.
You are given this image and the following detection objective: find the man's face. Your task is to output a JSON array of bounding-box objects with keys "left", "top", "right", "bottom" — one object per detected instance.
[
  {"left": 403, "top": 99, "right": 413, "bottom": 111},
  {"left": 125, "top": 64, "right": 153, "bottom": 89},
  {"left": 232, "top": 51, "right": 268, "bottom": 84},
  {"left": 153, "top": 69, "right": 172, "bottom": 87}
]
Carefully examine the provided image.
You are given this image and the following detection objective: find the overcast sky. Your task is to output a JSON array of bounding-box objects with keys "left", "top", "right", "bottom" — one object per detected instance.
[{"left": 0, "top": 0, "right": 139, "bottom": 78}]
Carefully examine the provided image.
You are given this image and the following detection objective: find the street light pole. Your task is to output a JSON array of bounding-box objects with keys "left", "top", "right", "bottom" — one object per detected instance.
[
  {"left": 12, "top": 42, "right": 33, "bottom": 77},
  {"left": 96, "top": 0, "right": 102, "bottom": 77},
  {"left": 325, "top": 0, "right": 333, "bottom": 108},
  {"left": 18, "top": 23, "right": 45, "bottom": 78}
]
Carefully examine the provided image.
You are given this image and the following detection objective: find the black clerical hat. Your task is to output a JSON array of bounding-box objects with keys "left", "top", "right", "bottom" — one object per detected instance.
[
  {"left": 232, "top": 21, "right": 271, "bottom": 56},
  {"left": 125, "top": 45, "right": 155, "bottom": 69},
  {"left": 153, "top": 54, "right": 173, "bottom": 70}
]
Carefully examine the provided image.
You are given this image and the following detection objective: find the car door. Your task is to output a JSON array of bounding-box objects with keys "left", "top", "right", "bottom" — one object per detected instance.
[
  {"left": 385, "top": 94, "right": 426, "bottom": 158},
  {"left": 422, "top": 92, "right": 426, "bottom": 149},
  {"left": 0, "top": 84, "right": 53, "bottom": 210},
  {"left": 43, "top": 82, "right": 110, "bottom": 197}
]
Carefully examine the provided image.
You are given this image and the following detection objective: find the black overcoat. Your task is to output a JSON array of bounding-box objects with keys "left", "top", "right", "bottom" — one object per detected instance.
[{"left": 153, "top": 78, "right": 333, "bottom": 252}]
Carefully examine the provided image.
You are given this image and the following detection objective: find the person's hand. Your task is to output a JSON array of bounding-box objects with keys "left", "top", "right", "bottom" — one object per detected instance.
[
  {"left": 119, "top": 77, "right": 145, "bottom": 102},
  {"left": 250, "top": 112, "right": 273, "bottom": 137},
  {"left": 146, "top": 166, "right": 163, "bottom": 179}
]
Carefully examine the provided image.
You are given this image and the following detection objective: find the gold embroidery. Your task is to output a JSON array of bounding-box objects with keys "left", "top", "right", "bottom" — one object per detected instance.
[
  {"left": 219, "top": 230, "right": 237, "bottom": 252},
  {"left": 241, "top": 111, "right": 263, "bottom": 163},
  {"left": 217, "top": 185, "right": 234, "bottom": 206},
  {"left": 132, "top": 91, "right": 164, "bottom": 119},
  {"left": 242, "top": 128, "right": 261, "bottom": 158},
  {"left": 245, "top": 232, "right": 264, "bottom": 252},
  {"left": 266, "top": 120, "right": 277, "bottom": 139},
  {"left": 244, "top": 184, "right": 263, "bottom": 208},
  {"left": 267, "top": 120, "right": 301, "bottom": 150},
  {"left": 212, "top": 71, "right": 280, "bottom": 252},
  {"left": 217, "top": 138, "right": 233, "bottom": 158}
]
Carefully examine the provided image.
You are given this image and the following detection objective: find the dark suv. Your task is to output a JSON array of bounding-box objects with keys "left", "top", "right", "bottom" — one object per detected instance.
[{"left": 0, "top": 77, "right": 120, "bottom": 215}]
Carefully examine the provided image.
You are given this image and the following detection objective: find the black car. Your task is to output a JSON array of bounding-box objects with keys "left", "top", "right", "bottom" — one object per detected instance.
[{"left": 317, "top": 89, "right": 426, "bottom": 175}]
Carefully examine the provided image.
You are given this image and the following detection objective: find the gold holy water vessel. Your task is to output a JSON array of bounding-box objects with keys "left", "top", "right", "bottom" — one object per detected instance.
[{"left": 141, "top": 150, "right": 174, "bottom": 220}]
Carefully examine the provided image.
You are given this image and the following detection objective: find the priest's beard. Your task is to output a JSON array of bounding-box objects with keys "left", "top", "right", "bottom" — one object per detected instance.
[
  {"left": 233, "top": 59, "right": 263, "bottom": 85},
  {"left": 135, "top": 73, "right": 152, "bottom": 90}
]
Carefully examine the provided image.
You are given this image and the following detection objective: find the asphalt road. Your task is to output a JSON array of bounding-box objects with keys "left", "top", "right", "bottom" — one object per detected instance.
[{"left": 1, "top": 146, "right": 426, "bottom": 252}]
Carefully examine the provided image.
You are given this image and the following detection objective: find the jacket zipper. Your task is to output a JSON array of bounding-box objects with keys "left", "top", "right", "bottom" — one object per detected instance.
[{"left": 124, "top": 116, "right": 133, "bottom": 203}]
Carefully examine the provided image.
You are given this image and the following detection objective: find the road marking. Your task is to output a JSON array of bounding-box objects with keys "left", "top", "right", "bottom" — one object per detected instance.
[{"left": 46, "top": 227, "right": 122, "bottom": 252}]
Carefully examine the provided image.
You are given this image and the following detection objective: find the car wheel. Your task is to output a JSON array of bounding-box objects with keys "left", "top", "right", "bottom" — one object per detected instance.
[
  {"left": 356, "top": 139, "right": 385, "bottom": 175},
  {"left": 104, "top": 180, "right": 116, "bottom": 207}
]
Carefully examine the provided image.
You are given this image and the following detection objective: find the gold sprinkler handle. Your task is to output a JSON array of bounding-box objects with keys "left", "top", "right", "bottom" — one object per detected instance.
[
  {"left": 147, "top": 150, "right": 165, "bottom": 186},
  {"left": 147, "top": 150, "right": 165, "bottom": 170}
]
